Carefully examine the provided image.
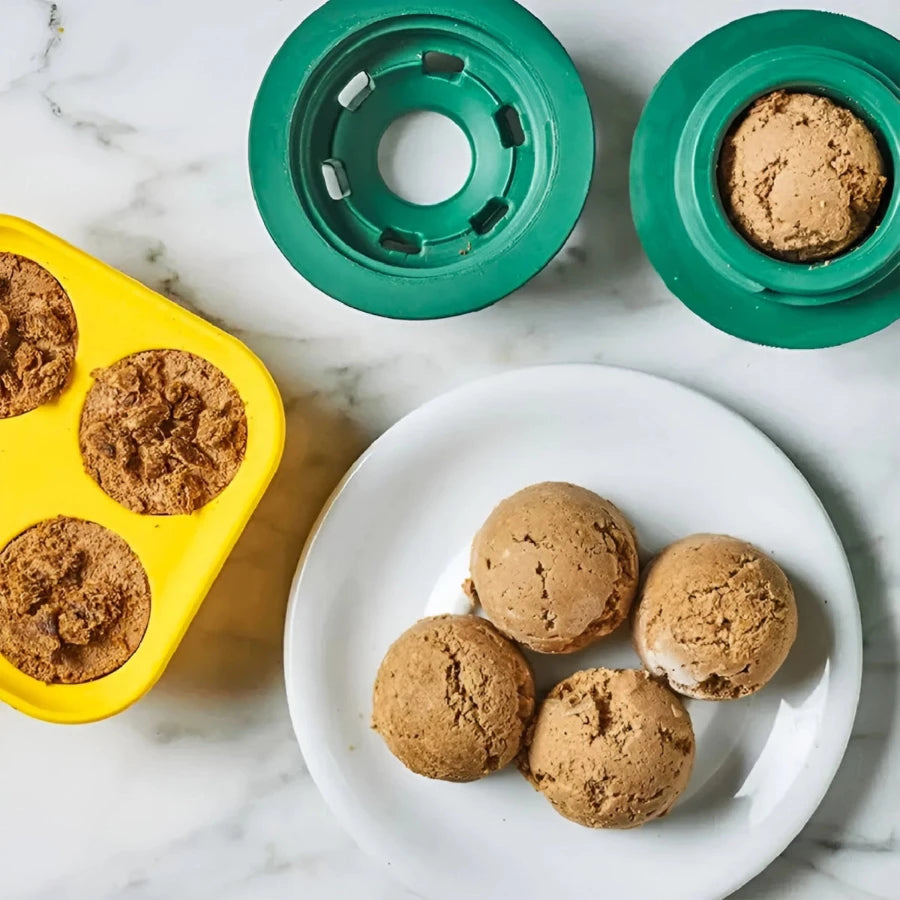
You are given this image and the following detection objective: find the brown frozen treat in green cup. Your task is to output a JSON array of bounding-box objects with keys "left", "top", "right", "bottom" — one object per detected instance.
[{"left": 719, "top": 91, "right": 887, "bottom": 262}]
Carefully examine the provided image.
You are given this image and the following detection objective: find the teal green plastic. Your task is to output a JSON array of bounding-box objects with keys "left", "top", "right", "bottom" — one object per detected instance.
[
  {"left": 249, "top": 0, "right": 594, "bottom": 319},
  {"left": 631, "top": 11, "right": 900, "bottom": 349}
]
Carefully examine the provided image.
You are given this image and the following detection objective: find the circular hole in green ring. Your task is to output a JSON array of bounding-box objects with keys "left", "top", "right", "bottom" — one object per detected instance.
[{"left": 376, "top": 110, "right": 475, "bottom": 206}]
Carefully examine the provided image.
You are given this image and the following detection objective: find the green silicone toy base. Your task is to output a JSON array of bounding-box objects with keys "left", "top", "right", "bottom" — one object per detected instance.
[
  {"left": 631, "top": 10, "right": 900, "bottom": 349},
  {"left": 250, "top": 0, "right": 594, "bottom": 319}
]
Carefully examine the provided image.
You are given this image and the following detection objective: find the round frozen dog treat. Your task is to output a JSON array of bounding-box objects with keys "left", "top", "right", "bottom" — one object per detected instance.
[
  {"left": 79, "top": 349, "right": 248, "bottom": 515},
  {"left": 0, "top": 517, "right": 151, "bottom": 684},
  {"left": 372, "top": 615, "right": 535, "bottom": 783},
  {"left": 719, "top": 91, "right": 887, "bottom": 261},
  {"left": 467, "top": 482, "right": 639, "bottom": 653},
  {"left": 633, "top": 534, "right": 798, "bottom": 700},
  {"left": 525, "top": 668, "right": 695, "bottom": 829},
  {"left": 0, "top": 252, "right": 77, "bottom": 419}
]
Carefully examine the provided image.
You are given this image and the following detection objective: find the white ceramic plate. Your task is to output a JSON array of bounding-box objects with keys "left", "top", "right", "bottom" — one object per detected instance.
[{"left": 285, "top": 365, "right": 861, "bottom": 900}]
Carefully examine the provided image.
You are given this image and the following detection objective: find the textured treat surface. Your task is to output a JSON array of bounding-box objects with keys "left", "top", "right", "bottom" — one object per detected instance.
[
  {"left": 80, "top": 349, "right": 247, "bottom": 514},
  {"left": 0, "top": 517, "right": 151, "bottom": 684},
  {"left": 719, "top": 91, "right": 887, "bottom": 261},
  {"left": 372, "top": 615, "right": 535, "bottom": 782},
  {"left": 467, "top": 482, "right": 639, "bottom": 653},
  {"left": 0, "top": 253, "right": 77, "bottom": 418},
  {"left": 633, "top": 534, "right": 798, "bottom": 700},
  {"left": 525, "top": 668, "right": 694, "bottom": 829}
]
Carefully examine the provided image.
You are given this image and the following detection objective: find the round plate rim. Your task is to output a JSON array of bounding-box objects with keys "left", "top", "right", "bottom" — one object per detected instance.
[{"left": 284, "top": 363, "right": 862, "bottom": 899}]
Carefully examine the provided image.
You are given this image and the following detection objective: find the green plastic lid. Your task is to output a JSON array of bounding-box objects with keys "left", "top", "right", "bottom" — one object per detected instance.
[
  {"left": 249, "top": 0, "right": 594, "bottom": 319},
  {"left": 631, "top": 10, "right": 900, "bottom": 348}
]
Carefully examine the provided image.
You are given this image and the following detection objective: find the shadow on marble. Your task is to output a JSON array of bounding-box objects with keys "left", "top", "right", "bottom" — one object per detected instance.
[
  {"left": 735, "top": 464, "right": 898, "bottom": 897},
  {"left": 518, "top": 61, "right": 647, "bottom": 297},
  {"left": 153, "top": 391, "right": 366, "bottom": 700},
  {"left": 83, "top": 225, "right": 232, "bottom": 330}
]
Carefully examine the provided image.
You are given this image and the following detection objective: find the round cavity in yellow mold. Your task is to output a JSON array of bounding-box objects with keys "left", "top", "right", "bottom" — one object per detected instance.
[
  {"left": 79, "top": 349, "right": 249, "bottom": 516},
  {"left": 0, "top": 215, "right": 285, "bottom": 723}
]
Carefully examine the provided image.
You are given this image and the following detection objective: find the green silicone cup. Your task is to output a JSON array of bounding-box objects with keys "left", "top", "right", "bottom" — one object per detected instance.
[
  {"left": 249, "top": 0, "right": 594, "bottom": 319},
  {"left": 631, "top": 10, "right": 900, "bottom": 348}
]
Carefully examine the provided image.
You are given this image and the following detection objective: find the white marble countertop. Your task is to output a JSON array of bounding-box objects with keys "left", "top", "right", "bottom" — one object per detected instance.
[{"left": 1, "top": 1, "right": 898, "bottom": 897}]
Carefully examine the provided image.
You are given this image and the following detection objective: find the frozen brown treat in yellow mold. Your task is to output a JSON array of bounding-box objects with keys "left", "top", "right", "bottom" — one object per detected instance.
[
  {"left": 467, "top": 483, "right": 639, "bottom": 653},
  {"left": 525, "top": 668, "right": 695, "bottom": 829},
  {"left": 719, "top": 91, "right": 887, "bottom": 261},
  {"left": 633, "top": 535, "right": 798, "bottom": 700},
  {"left": 0, "top": 517, "right": 151, "bottom": 684},
  {"left": 0, "top": 253, "right": 77, "bottom": 418},
  {"left": 80, "top": 349, "right": 248, "bottom": 515},
  {"left": 372, "top": 615, "right": 535, "bottom": 783}
]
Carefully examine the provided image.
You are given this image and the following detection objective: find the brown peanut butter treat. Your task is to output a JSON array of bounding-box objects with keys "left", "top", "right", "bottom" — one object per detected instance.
[
  {"left": 719, "top": 91, "right": 887, "bottom": 261},
  {"left": 79, "top": 349, "right": 247, "bottom": 515},
  {"left": 633, "top": 535, "right": 798, "bottom": 700},
  {"left": 0, "top": 253, "right": 77, "bottom": 418},
  {"left": 525, "top": 668, "right": 695, "bottom": 829},
  {"left": 0, "top": 517, "right": 151, "bottom": 684},
  {"left": 468, "top": 483, "right": 639, "bottom": 653},
  {"left": 372, "top": 615, "right": 535, "bottom": 783}
]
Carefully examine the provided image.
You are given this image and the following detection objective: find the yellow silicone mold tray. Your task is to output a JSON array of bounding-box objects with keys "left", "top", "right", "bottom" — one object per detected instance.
[{"left": 0, "top": 216, "right": 285, "bottom": 724}]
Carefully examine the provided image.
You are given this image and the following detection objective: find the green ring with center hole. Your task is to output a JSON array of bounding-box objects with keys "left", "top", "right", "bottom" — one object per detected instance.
[
  {"left": 631, "top": 10, "right": 900, "bottom": 349},
  {"left": 249, "top": 0, "right": 594, "bottom": 319}
]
